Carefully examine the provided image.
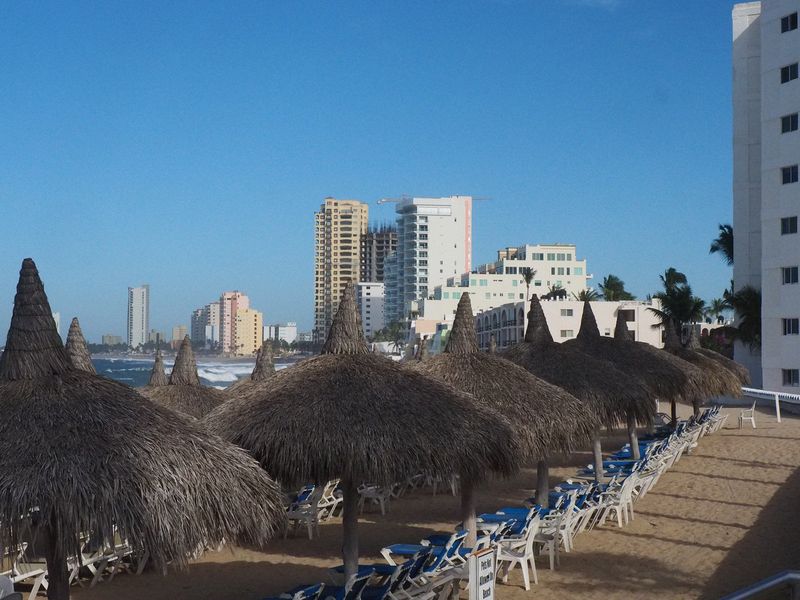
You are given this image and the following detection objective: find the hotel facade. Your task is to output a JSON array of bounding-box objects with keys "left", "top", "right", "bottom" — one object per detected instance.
[{"left": 733, "top": 0, "right": 800, "bottom": 391}]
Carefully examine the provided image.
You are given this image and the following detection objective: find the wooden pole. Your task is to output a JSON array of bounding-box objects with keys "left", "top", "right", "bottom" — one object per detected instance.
[
  {"left": 42, "top": 525, "right": 70, "bottom": 600},
  {"left": 627, "top": 415, "right": 640, "bottom": 461},
  {"left": 341, "top": 479, "right": 359, "bottom": 581},
  {"left": 592, "top": 435, "right": 603, "bottom": 483},
  {"left": 536, "top": 459, "right": 550, "bottom": 509},
  {"left": 461, "top": 476, "right": 477, "bottom": 548},
  {"left": 671, "top": 399, "right": 678, "bottom": 429}
]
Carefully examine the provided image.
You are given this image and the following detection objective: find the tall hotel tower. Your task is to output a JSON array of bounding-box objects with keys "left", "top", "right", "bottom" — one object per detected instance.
[
  {"left": 313, "top": 198, "right": 369, "bottom": 343},
  {"left": 127, "top": 284, "right": 150, "bottom": 349},
  {"left": 734, "top": 1, "right": 800, "bottom": 390}
]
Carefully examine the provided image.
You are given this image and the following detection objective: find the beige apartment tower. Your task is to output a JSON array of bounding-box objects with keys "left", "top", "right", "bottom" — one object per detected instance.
[
  {"left": 234, "top": 308, "right": 263, "bottom": 356},
  {"left": 313, "top": 198, "right": 369, "bottom": 343}
]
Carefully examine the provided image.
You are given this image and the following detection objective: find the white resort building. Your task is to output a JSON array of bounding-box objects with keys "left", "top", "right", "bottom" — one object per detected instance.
[
  {"left": 418, "top": 243, "right": 590, "bottom": 324},
  {"left": 733, "top": 0, "right": 800, "bottom": 391},
  {"left": 473, "top": 298, "right": 664, "bottom": 352}
]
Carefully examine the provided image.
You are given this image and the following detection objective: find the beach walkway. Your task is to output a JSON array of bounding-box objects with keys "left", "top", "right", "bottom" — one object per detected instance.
[{"left": 72, "top": 406, "right": 800, "bottom": 600}]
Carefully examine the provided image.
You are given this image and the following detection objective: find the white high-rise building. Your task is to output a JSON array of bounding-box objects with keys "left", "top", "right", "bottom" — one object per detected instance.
[
  {"left": 385, "top": 196, "right": 472, "bottom": 322},
  {"left": 127, "top": 284, "right": 150, "bottom": 349},
  {"left": 264, "top": 322, "right": 298, "bottom": 345},
  {"left": 356, "top": 282, "right": 385, "bottom": 338},
  {"left": 733, "top": 1, "right": 800, "bottom": 391}
]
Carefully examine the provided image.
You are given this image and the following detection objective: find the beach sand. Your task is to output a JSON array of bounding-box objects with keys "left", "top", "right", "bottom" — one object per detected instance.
[{"left": 64, "top": 405, "right": 799, "bottom": 600}]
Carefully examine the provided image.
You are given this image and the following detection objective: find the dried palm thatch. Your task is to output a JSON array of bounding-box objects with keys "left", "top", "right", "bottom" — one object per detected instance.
[
  {"left": 206, "top": 282, "right": 518, "bottom": 579},
  {"left": 64, "top": 317, "right": 95, "bottom": 374},
  {"left": 227, "top": 342, "right": 276, "bottom": 395},
  {"left": 0, "top": 259, "right": 286, "bottom": 600},
  {"left": 661, "top": 321, "right": 743, "bottom": 400},
  {"left": 613, "top": 310, "right": 634, "bottom": 342},
  {"left": 565, "top": 300, "right": 707, "bottom": 404},
  {"left": 416, "top": 293, "right": 597, "bottom": 462},
  {"left": 148, "top": 350, "right": 168, "bottom": 386},
  {"left": 503, "top": 296, "right": 654, "bottom": 429},
  {"left": 686, "top": 328, "right": 751, "bottom": 386},
  {"left": 139, "top": 336, "right": 226, "bottom": 419}
]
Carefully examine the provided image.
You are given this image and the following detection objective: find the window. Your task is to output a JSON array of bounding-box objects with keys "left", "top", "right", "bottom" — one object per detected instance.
[
  {"left": 782, "top": 216, "right": 798, "bottom": 234},
  {"left": 782, "top": 113, "right": 799, "bottom": 133},
  {"left": 784, "top": 369, "right": 800, "bottom": 387},
  {"left": 551, "top": 267, "right": 556, "bottom": 275},
  {"left": 557, "top": 267, "right": 565, "bottom": 275},
  {"left": 534, "top": 280, "right": 542, "bottom": 287},
  {"left": 783, "top": 318, "right": 800, "bottom": 335},
  {"left": 783, "top": 165, "right": 799, "bottom": 184},
  {"left": 783, "top": 266, "right": 799, "bottom": 284},
  {"left": 512, "top": 280, "right": 518, "bottom": 287},
  {"left": 574, "top": 267, "right": 584, "bottom": 275},
  {"left": 560, "top": 309, "right": 573, "bottom": 317},
  {"left": 782, "top": 12, "right": 798, "bottom": 33},
  {"left": 532, "top": 253, "right": 544, "bottom": 260},
  {"left": 479, "top": 279, "right": 488, "bottom": 286},
  {"left": 443, "top": 292, "right": 449, "bottom": 299},
  {"left": 547, "top": 253, "right": 556, "bottom": 261},
  {"left": 560, "top": 330, "right": 574, "bottom": 339},
  {"left": 556, "top": 253, "right": 565, "bottom": 261},
  {"left": 782, "top": 63, "right": 799, "bottom": 83}
]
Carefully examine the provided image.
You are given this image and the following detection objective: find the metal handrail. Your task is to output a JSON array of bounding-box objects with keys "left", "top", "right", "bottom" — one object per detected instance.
[{"left": 721, "top": 570, "right": 800, "bottom": 600}]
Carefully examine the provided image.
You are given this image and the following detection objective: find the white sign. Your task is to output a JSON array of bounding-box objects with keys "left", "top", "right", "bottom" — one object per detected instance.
[{"left": 468, "top": 547, "right": 496, "bottom": 600}]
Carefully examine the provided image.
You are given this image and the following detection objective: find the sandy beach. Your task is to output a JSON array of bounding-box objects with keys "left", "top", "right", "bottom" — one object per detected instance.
[{"left": 61, "top": 404, "right": 799, "bottom": 600}]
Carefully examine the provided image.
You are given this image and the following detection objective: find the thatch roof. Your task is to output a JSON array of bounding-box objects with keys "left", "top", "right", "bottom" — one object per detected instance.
[
  {"left": 415, "top": 336, "right": 429, "bottom": 361},
  {"left": 415, "top": 294, "right": 598, "bottom": 461},
  {"left": 206, "top": 283, "right": 519, "bottom": 487},
  {"left": 503, "top": 295, "right": 654, "bottom": 428},
  {"left": 140, "top": 336, "right": 226, "bottom": 419},
  {"left": 0, "top": 259, "right": 286, "bottom": 581},
  {"left": 565, "top": 300, "right": 707, "bottom": 403},
  {"left": 64, "top": 317, "right": 95, "bottom": 374},
  {"left": 686, "top": 328, "right": 751, "bottom": 386},
  {"left": 227, "top": 342, "right": 277, "bottom": 395},
  {"left": 661, "top": 321, "right": 742, "bottom": 398},
  {"left": 148, "top": 350, "right": 168, "bottom": 386},
  {"left": 613, "top": 310, "right": 633, "bottom": 342}
]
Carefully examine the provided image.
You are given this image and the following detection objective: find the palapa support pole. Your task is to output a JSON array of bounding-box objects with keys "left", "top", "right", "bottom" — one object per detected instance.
[
  {"left": 671, "top": 399, "right": 678, "bottom": 429},
  {"left": 42, "top": 524, "right": 70, "bottom": 600},
  {"left": 341, "top": 478, "right": 359, "bottom": 581},
  {"left": 627, "top": 415, "right": 640, "bottom": 461},
  {"left": 460, "top": 475, "right": 477, "bottom": 548},
  {"left": 536, "top": 459, "right": 550, "bottom": 509},
  {"left": 592, "top": 435, "right": 603, "bottom": 483}
]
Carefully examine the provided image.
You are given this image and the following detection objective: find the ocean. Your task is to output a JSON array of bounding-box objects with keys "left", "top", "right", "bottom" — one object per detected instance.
[{"left": 93, "top": 356, "right": 290, "bottom": 389}]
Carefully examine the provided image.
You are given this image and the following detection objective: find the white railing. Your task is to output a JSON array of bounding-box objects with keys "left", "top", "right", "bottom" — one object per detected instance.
[
  {"left": 721, "top": 570, "right": 800, "bottom": 599},
  {"left": 741, "top": 387, "right": 800, "bottom": 424}
]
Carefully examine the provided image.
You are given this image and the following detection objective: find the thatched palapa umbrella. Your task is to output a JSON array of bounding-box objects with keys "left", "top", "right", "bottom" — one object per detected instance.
[
  {"left": 659, "top": 320, "right": 742, "bottom": 414},
  {"left": 64, "top": 317, "right": 95, "bottom": 374},
  {"left": 685, "top": 326, "right": 751, "bottom": 386},
  {"left": 504, "top": 295, "right": 654, "bottom": 487},
  {"left": 140, "top": 336, "right": 226, "bottom": 419},
  {"left": 565, "top": 301, "right": 708, "bottom": 440},
  {"left": 415, "top": 293, "right": 597, "bottom": 538},
  {"left": 206, "top": 283, "right": 518, "bottom": 579},
  {"left": 148, "top": 350, "right": 168, "bottom": 386},
  {"left": 227, "top": 341, "right": 277, "bottom": 395},
  {"left": 0, "top": 259, "right": 287, "bottom": 600}
]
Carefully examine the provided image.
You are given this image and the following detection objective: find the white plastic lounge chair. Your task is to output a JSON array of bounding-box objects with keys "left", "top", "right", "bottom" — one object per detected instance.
[
  {"left": 496, "top": 514, "right": 541, "bottom": 589},
  {"left": 739, "top": 401, "right": 757, "bottom": 429},
  {"left": 318, "top": 480, "right": 343, "bottom": 521},
  {"left": 287, "top": 485, "right": 325, "bottom": 539}
]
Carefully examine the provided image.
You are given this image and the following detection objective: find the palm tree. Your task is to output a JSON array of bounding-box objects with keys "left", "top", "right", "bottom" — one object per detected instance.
[
  {"left": 710, "top": 224, "right": 734, "bottom": 266},
  {"left": 727, "top": 285, "right": 761, "bottom": 349},
  {"left": 659, "top": 268, "right": 687, "bottom": 295},
  {"left": 649, "top": 269, "right": 705, "bottom": 342},
  {"left": 520, "top": 267, "right": 536, "bottom": 301},
  {"left": 548, "top": 283, "right": 563, "bottom": 295},
  {"left": 573, "top": 289, "right": 600, "bottom": 301},
  {"left": 706, "top": 298, "right": 728, "bottom": 325},
  {"left": 598, "top": 274, "right": 635, "bottom": 301}
]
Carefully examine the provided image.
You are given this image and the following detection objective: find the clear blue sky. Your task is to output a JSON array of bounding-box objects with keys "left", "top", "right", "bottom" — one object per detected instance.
[{"left": 0, "top": 0, "right": 740, "bottom": 341}]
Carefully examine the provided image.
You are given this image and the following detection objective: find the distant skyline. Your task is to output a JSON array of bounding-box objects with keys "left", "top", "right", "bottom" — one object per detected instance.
[{"left": 1, "top": 1, "right": 741, "bottom": 341}]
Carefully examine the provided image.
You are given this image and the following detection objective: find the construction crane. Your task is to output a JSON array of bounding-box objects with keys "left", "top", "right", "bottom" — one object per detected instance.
[{"left": 376, "top": 195, "right": 491, "bottom": 205}]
